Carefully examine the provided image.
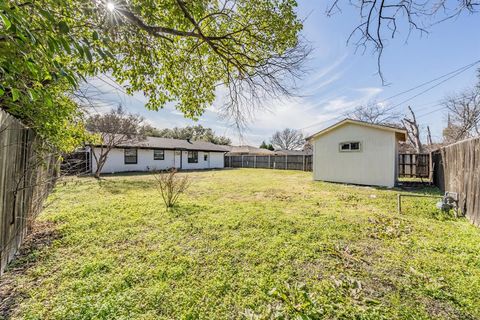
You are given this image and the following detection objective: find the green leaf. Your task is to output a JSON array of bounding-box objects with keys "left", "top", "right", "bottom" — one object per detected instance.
[
  {"left": 28, "top": 89, "right": 39, "bottom": 101},
  {"left": 11, "top": 88, "right": 20, "bottom": 102},
  {"left": 38, "top": 8, "right": 55, "bottom": 23},
  {"left": 0, "top": 88, "right": 4, "bottom": 96},
  {"left": 0, "top": 14, "right": 11, "bottom": 30},
  {"left": 58, "top": 21, "right": 69, "bottom": 33},
  {"left": 92, "top": 30, "right": 99, "bottom": 41}
]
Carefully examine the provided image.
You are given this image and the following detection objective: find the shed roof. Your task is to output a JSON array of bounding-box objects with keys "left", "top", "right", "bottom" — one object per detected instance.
[
  {"left": 306, "top": 119, "right": 407, "bottom": 141},
  {"left": 92, "top": 135, "right": 230, "bottom": 152}
]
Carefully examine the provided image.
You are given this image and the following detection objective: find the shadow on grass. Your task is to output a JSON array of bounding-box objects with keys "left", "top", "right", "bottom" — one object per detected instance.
[
  {"left": 97, "top": 178, "right": 155, "bottom": 194},
  {"left": 166, "top": 203, "right": 208, "bottom": 218},
  {"left": 0, "top": 221, "right": 60, "bottom": 319}
]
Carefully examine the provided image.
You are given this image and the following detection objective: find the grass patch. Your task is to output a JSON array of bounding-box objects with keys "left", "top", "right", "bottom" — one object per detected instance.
[{"left": 3, "top": 169, "right": 480, "bottom": 319}]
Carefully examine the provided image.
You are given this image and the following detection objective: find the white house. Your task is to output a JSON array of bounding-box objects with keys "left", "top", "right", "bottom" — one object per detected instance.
[
  {"left": 88, "top": 136, "right": 229, "bottom": 174},
  {"left": 307, "top": 119, "right": 407, "bottom": 188}
]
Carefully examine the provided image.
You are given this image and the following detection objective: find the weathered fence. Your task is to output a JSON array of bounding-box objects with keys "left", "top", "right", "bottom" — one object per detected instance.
[
  {"left": 398, "top": 153, "right": 430, "bottom": 178},
  {"left": 0, "top": 109, "right": 58, "bottom": 275},
  {"left": 432, "top": 137, "right": 480, "bottom": 226},
  {"left": 225, "top": 155, "right": 312, "bottom": 171}
]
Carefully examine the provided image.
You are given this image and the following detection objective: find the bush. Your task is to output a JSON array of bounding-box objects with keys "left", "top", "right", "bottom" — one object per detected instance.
[{"left": 153, "top": 169, "right": 190, "bottom": 208}]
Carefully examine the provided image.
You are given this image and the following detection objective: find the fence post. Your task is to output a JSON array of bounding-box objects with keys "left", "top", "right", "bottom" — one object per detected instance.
[
  {"left": 268, "top": 155, "right": 271, "bottom": 169},
  {"left": 285, "top": 155, "right": 288, "bottom": 170},
  {"left": 303, "top": 155, "right": 305, "bottom": 171},
  {"left": 254, "top": 155, "right": 256, "bottom": 168},
  {"left": 241, "top": 155, "right": 244, "bottom": 168}
]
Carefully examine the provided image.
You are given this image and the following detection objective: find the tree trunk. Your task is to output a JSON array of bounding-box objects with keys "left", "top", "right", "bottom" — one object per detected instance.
[{"left": 403, "top": 106, "right": 423, "bottom": 153}]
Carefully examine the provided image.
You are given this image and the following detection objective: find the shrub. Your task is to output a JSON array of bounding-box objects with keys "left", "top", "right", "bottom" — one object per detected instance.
[{"left": 153, "top": 169, "right": 190, "bottom": 209}]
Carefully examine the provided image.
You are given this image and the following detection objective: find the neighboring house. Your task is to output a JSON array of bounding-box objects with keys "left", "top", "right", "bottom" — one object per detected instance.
[
  {"left": 88, "top": 136, "right": 229, "bottom": 174},
  {"left": 226, "top": 145, "right": 275, "bottom": 156},
  {"left": 307, "top": 119, "right": 407, "bottom": 188}
]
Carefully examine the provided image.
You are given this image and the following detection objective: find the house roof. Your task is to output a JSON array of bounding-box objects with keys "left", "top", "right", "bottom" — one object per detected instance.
[
  {"left": 306, "top": 118, "right": 407, "bottom": 141},
  {"left": 92, "top": 135, "right": 230, "bottom": 152},
  {"left": 273, "top": 149, "right": 312, "bottom": 156},
  {"left": 225, "top": 145, "right": 275, "bottom": 155}
]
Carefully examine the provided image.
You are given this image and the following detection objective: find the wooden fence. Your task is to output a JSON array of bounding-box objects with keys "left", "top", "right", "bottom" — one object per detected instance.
[
  {"left": 398, "top": 153, "right": 430, "bottom": 178},
  {"left": 432, "top": 137, "right": 480, "bottom": 226},
  {"left": 225, "top": 155, "right": 313, "bottom": 171},
  {"left": 0, "top": 109, "right": 58, "bottom": 275}
]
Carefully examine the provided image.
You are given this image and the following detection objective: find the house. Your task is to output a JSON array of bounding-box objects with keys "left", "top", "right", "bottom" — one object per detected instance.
[
  {"left": 88, "top": 136, "right": 229, "bottom": 174},
  {"left": 307, "top": 119, "right": 407, "bottom": 188},
  {"left": 225, "top": 145, "right": 275, "bottom": 156}
]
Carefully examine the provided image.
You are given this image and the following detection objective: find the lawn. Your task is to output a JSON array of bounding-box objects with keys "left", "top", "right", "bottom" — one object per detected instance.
[{"left": 3, "top": 169, "right": 480, "bottom": 319}]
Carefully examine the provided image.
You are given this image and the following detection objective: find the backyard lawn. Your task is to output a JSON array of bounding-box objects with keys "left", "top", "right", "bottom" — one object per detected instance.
[{"left": 2, "top": 169, "right": 480, "bottom": 319}]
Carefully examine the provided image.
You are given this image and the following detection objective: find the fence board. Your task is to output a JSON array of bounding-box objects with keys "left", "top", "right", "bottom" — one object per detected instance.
[
  {"left": 432, "top": 137, "right": 480, "bottom": 226},
  {"left": 0, "top": 109, "right": 58, "bottom": 275}
]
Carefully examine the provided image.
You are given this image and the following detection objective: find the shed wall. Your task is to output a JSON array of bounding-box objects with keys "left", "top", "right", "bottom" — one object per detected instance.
[{"left": 312, "top": 123, "right": 397, "bottom": 187}]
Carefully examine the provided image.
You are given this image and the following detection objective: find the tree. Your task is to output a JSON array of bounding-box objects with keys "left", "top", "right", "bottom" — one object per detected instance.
[
  {"left": 271, "top": 128, "right": 305, "bottom": 150},
  {"left": 147, "top": 125, "right": 231, "bottom": 145},
  {"left": 1, "top": 0, "right": 306, "bottom": 151},
  {"left": 86, "top": 106, "right": 146, "bottom": 178},
  {"left": 402, "top": 106, "right": 423, "bottom": 153},
  {"left": 346, "top": 102, "right": 400, "bottom": 125},
  {"left": 442, "top": 88, "right": 480, "bottom": 143},
  {"left": 327, "top": 0, "right": 479, "bottom": 82},
  {"left": 259, "top": 141, "right": 274, "bottom": 150}
]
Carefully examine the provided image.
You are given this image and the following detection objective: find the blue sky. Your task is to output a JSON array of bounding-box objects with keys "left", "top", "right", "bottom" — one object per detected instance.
[{"left": 86, "top": 1, "right": 480, "bottom": 146}]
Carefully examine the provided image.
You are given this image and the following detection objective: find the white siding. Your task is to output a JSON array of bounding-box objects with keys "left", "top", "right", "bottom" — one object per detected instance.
[
  {"left": 209, "top": 152, "right": 225, "bottom": 168},
  {"left": 180, "top": 151, "right": 224, "bottom": 169},
  {"left": 90, "top": 147, "right": 225, "bottom": 173},
  {"left": 311, "top": 123, "right": 397, "bottom": 187}
]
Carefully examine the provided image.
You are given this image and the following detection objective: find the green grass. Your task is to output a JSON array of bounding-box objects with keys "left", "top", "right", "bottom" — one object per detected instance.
[{"left": 5, "top": 169, "right": 480, "bottom": 319}]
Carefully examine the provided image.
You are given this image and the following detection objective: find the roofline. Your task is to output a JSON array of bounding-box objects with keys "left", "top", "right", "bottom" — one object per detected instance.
[
  {"left": 306, "top": 118, "right": 407, "bottom": 141},
  {"left": 88, "top": 144, "right": 228, "bottom": 153}
]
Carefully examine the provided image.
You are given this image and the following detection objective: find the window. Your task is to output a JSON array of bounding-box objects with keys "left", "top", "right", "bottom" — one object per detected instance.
[
  {"left": 339, "top": 142, "right": 361, "bottom": 152},
  {"left": 153, "top": 149, "right": 165, "bottom": 160},
  {"left": 188, "top": 151, "right": 198, "bottom": 163},
  {"left": 204, "top": 153, "right": 208, "bottom": 161},
  {"left": 124, "top": 148, "right": 137, "bottom": 164}
]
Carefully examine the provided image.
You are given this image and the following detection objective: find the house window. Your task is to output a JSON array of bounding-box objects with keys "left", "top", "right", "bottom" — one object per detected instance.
[
  {"left": 339, "top": 142, "right": 361, "bottom": 152},
  {"left": 188, "top": 151, "right": 198, "bottom": 163},
  {"left": 154, "top": 149, "right": 165, "bottom": 160},
  {"left": 124, "top": 148, "right": 137, "bottom": 164},
  {"left": 204, "top": 153, "right": 208, "bottom": 161}
]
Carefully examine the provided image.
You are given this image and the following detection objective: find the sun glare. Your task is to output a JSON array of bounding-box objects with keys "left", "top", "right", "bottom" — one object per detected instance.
[{"left": 106, "top": 2, "right": 115, "bottom": 12}]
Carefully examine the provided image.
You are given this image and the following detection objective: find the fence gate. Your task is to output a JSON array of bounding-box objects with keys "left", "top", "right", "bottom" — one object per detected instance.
[
  {"left": 61, "top": 150, "right": 90, "bottom": 175},
  {"left": 398, "top": 153, "right": 430, "bottom": 178}
]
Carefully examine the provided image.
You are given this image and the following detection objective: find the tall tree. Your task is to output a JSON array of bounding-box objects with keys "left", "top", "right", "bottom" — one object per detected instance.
[
  {"left": 271, "top": 128, "right": 305, "bottom": 150},
  {"left": 259, "top": 141, "right": 274, "bottom": 150},
  {"left": 147, "top": 125, "right": 231, "bottom": 145},
  {"left": 86, "top": 106, "right": 146, "bottom": 178},
  {"left": 402, "top": 106, "right": 423, "bottom": 153},
  {"left": 0, "top": 0, "right": 306, "bottom": 151},
  {"left": 442, "top": 88, "right": 480, "bottom": 143}
]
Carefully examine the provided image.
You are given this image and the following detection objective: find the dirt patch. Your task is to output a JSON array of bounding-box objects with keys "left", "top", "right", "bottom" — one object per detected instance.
[{"left": 0, "top": 220, "right": 59, "bottom": 319}]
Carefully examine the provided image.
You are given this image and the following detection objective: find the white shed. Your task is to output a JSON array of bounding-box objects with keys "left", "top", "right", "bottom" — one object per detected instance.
[{"left": 307, "top": 119, "right": 407, "bottom": 188}]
